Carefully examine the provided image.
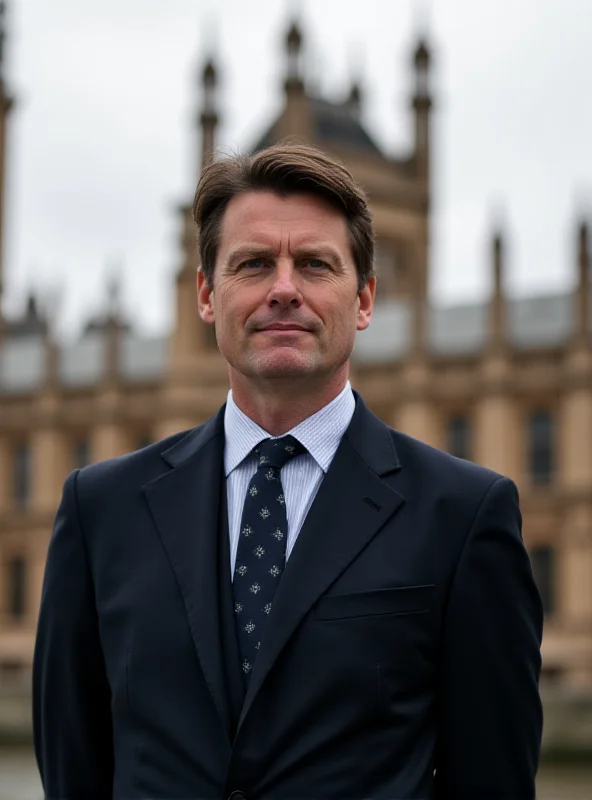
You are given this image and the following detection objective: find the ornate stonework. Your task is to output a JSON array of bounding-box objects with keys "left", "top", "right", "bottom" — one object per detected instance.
[{"left": 0, "top": 18, "right": 590, "bottom": 687}]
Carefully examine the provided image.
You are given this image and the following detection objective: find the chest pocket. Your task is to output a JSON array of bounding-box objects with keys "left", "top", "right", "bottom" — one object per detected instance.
[{"left": 316, "top": 584, "right": 434, "bottom": 621}]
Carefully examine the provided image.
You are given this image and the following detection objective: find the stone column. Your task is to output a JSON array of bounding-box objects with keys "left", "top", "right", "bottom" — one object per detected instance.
[
  {"left": 558, "top": 348, "right": 592, "bottom": 685},
  {"left": 397, "top": 360, "right": 439, "bottom": 447},
  {"left": 474, "top": 359, "right": 520, "bottom": 480},
  {"left": 556, "top": 221, "right": 592, "bottom": 685},
  {"left": 91, "top": 387, "right": 130, "bottom": 462},
  {"left": 31, "top": 416, "right": 66, "bottom": 515},
  {"left": 0, "top": 434, "right": 10, "bottom": 512}
]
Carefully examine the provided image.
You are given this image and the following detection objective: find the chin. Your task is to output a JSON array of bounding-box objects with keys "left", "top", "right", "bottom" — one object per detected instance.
[{"left": 250, "top": 353, "right": 319, "bottom": 380}]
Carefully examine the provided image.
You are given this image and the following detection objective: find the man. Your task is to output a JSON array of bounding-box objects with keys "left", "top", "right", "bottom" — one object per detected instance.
[{"left": 33, "top": 143, "right": 543, "bottom": 799}]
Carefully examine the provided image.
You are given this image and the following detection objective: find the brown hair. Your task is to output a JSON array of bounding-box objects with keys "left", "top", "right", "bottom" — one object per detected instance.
[{"left": 192, "top": 142, "right": 375, "bottom": 291}]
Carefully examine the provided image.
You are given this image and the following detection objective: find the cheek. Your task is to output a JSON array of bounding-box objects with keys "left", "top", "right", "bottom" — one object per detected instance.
[
  {"left": 214, "top": 286, "right": 239, "bottom": 320},
  {"left": 215, "top": 285, "right": 259, "bottom": 334},
  {"left": 321, "top": 292, "right": 359, "bottom": 326}
]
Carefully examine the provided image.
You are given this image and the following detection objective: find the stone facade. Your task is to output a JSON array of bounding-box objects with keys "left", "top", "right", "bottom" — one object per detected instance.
[{"left": 0, "top": 15, "right": 591, "bottom": 688}]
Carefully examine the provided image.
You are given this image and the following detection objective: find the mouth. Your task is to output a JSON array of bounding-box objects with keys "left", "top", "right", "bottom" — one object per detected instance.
[{"left": 257, "top": 324, "right": 311, "bottom": 333}]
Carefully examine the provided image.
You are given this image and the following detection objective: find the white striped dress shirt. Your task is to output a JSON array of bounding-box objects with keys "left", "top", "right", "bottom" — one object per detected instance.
[{"left": 224, "top": 382, "right": 355, "bottom": 576}]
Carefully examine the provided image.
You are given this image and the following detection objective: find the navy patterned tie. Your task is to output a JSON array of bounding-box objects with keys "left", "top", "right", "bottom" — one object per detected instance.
[{"left": 233, "top": 435, "right": 306, "bottom": 683}]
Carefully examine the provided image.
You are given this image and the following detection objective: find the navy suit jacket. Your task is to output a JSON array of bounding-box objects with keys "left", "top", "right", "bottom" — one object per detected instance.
[{"left": 33, "top": 394, "right": 543, "bottom": 799}]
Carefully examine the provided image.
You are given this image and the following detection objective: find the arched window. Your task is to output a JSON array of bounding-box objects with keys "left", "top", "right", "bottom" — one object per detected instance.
[
  {"left": 530, "top": 545, "right": 555, "bottom": 615},
  {"left": 374, "top": 241, "right": 398, "bottom": 300},
  {"left": 447, "top": 415, "right": 471, "bottom": 461},
  {"left": 13, "top": 443, "right": 32, "bottom": 509},
  {"left": 528, "top": 411, "right": 554, "bottom": 485},
  {"left": 6, "top": 555, "right": 27, "bottom": 620},
  {"left": 73, "top": 439, "right": 91, "bottom": 469}
]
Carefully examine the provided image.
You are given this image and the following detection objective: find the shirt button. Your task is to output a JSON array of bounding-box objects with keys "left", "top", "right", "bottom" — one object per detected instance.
[{"left": 228, "top": 792, "right": 247, "bottom": 800}]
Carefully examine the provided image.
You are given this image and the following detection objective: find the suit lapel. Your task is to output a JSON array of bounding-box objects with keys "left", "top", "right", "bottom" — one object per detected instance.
[
  {"left": 237, "top": 395, "right": 405, "bottom": 730},
  {"left": 217, "top": 479, "right": 247, "bottom": 736},
  {"left": 142, "top": 408, "right": 234, "bottom": 740}
]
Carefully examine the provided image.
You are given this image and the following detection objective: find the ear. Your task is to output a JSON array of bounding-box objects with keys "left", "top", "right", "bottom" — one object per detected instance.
[
  {"left": 197, "top": 269, "right": 216, "bottom": 325},
  {"left": 356, "top": 276, "right": 376, "bottom": 331}
]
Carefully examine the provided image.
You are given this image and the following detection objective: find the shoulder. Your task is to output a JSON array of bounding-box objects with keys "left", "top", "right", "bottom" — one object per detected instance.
[
  {"left": 72, "top": 421, "right": 209, "bottom": 501},
  {"left": 384, "top": 423, "right": 515, "bottom": 521},
  {"left": 390, "top": 427, "right": 504, "bottom": 492},
  {"left": 384, "top": 427, "right": 520, "bottom": 555}
]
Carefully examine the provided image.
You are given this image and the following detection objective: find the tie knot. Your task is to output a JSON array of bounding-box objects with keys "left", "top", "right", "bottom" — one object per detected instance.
[{"left": 255, "top": 435, "right": 306, "bottom": 470}]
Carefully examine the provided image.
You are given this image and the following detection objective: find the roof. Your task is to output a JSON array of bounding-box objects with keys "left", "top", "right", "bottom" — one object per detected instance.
[
  {"left": 252, "top": 97, "right": 384, "bottom": 157},
  {"left": 0, "top": 332, "right": 167, "bottom": 395},
  {"left": 311, "top": 98, "right": 383, "bottom": 155},
  {"left": 354, "top": 290, "right": 588, "bottom": 363},
  {"left": 0, "top": 290, "right": 589, "bottom": 394}
]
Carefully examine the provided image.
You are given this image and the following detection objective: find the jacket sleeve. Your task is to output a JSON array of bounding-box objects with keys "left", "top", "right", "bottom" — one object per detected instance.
[
  {"left": 434, "top": 476, "right": 543, "bottom": 800},
  {"left": 33, "top": 470, "right": 114, "bottom": 799}
]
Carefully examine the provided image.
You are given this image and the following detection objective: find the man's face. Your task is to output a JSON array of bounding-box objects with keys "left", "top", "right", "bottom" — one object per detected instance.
[{"left": 197, "top": 190, "right": 375, "bottom": 390}]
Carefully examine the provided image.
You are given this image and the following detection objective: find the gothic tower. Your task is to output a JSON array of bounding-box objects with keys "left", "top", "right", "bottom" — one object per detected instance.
[{"left": 0, "top": 1, "right": 14, "bottom": 336}]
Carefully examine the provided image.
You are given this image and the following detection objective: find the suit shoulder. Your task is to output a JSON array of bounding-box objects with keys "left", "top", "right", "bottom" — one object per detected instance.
[
  {"left": 389, "top": 426, "right": 507, "bottom": 493},
  {"left": 74, "top": 423, "right": 205, "bottom": 492}
]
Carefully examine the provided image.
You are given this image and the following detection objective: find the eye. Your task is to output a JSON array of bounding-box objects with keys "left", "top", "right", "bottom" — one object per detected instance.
[
  {"left": 303, "top": 258, "right": 328, "bottom": 270},
  {"left": 242, "top": 258, "right": 266, "bottom": 270}
]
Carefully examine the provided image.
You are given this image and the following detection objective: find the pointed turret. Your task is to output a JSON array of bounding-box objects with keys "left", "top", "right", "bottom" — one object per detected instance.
[
  {"left": 346, "top": 81, "right": 362, "bottom": 119},
  {"left": 285, "top": 20, "right": 304, "bottom": 93},
  {"left": 0, "top": 0, "right": 15, "bottom": 335},
  {"left": 410, "top": 37, "right": 432, "bottom": 182},
  {"left": 199, "top": 57, "right": 219, "bottom": 172},
  {"left": 489, "top": 227, "right": 507, "bottom": 351},
  {"left": 277, "top": 19, "right": 311, "bottom": 141},
  {"left": 41, "top": 286, "right": 62, "bottom": 389},
  {"left": 574, "top": 219, "right": 590, "bottom": 343},
  {"left": 103, "top": 269, "right": 124, "bottom": 384}
]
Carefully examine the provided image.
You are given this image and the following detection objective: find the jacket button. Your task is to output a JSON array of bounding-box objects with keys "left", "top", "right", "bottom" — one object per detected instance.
[{"left": 228, "top": 793, "right": 247, "bottom": 800}]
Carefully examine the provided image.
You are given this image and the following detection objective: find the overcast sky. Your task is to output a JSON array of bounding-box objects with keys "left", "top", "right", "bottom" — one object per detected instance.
[{"left": 3, "top": 0, "right": 592, "bottom": 336}]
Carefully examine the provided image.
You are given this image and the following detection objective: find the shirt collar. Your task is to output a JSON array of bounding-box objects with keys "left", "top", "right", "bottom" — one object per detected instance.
[{"left": 224, "top": 381, "right": 355, "bottom": 477}]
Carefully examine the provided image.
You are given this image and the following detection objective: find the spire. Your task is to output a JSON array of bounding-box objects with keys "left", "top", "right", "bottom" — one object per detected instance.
[
  {"left": 284, "top": 20, "right": 304, "bottom": 92},
  {"left": 0, "top": 0, "right": 13, "bottom": 125},
  {"left": 414, "top": 40, "right": 431, "bottom": 86},
  {"left": 103, "top": 267, "right": 124, "bottom": 384},
  {"left": 0, "top": 0, "right": 7, "bottom": 80},
  {"left": 574, "top": 218, "right": 590, "bottom": 342},
  {"left": 410, "top": 37, "right": 432, "bottom": 182},
  {"left": 489, "top": 226, "right": 507, "bottom": 350},
  {"left": 346, "top": 81, "right": 362, "bottom": 118},
  {"left": 276, "top": 18, "right": 313, "bottom": 142},
  {"left": 344, "top": 41, "right": 364, "bottom": 119},
  {"left": 199, "top": 56, "right": 219, "bottom": 171},
  {"left": 0, "top": 0, "right": 14, "bottom": 118},
  {"left": 106, "top": 269, "right": 122, "bottom": 321},
  {"left": 41, "top": 282, "right": 63, "bottom": 389},
  {"left": 0, "top": 0, "right": 14, "bottom": 336},
  {"left": 42, "top": 319, "right": 60, "bottom": 389}
]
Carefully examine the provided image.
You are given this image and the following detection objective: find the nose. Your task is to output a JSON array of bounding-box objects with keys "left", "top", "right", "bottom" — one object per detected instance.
[{"left": 267, "top": 261, "right": 303, "bottom": 308}]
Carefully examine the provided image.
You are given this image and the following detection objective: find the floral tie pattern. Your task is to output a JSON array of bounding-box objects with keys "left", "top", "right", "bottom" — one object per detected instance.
[{"left": 233, "top": 435, "right": 306, "bottom": 683}]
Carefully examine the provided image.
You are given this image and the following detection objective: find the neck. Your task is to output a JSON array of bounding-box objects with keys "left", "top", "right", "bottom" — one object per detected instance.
[{"left": 229, "top": 369, "right": 349, "bottom": 436}]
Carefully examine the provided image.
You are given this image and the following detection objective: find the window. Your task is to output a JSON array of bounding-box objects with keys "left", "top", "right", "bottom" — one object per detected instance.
[
  {"left": 374, "top": 241, "right": 398, "bottom": 300},
  {"left": 7, "top": 556, "right": 27, "bottom": 620},
  {"left": 530, "top": 545, "right": 555, "bottom": 615},
  {"left": 13, "top": 443, "right": 32, "bottom": 509},
  {"left": 0, "top": 660, "right": 26, "bottom": 680},
  {"left": 73, "top": 440, "right": 91, "bottom": 469},
  {"left": 529, "top": 411, "right": 554, "bottom": 485},
  {"left": 447, "top": 416, "right": 471, "bottom": 461},
  {"left": 204, "top": 322, "right": 219, "bottom": 352}
]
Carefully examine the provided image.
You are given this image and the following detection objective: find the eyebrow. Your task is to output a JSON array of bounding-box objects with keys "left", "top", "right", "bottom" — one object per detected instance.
[
  {"left": 225, "top": 246, "right": 277, "bottom": 266},
  {"left": 292, "top": 246, "right": 345, "bottom": 269},
  {"left": 225, "top": 244, "right": 345, "bottom": 269}
]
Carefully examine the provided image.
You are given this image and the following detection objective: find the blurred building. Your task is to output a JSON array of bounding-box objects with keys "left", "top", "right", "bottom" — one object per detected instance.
[{"left": 0, "top": 14, "right": 591, "bottom": 688}]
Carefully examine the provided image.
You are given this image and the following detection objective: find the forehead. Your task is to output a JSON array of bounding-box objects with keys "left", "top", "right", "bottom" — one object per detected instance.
[{"left": 217, "top": 190, "right": 350, "bottom": 250}]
